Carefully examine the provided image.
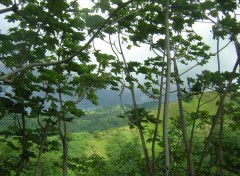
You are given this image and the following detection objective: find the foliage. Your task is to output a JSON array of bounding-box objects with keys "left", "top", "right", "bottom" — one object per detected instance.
[
  {"left": 0, "top": 92, "right": 240, "bottom": 175},
  {"left": 0, "top": 0, "right": 240, "bottom": 175}
]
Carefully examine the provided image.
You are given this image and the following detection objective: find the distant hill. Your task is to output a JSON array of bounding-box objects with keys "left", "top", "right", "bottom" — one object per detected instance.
[
  {"left": 0, "top": 100, "right": 160, "bottom": 133},
  {"left": 78, "top": 89, "right": 178, "bottom": 110},
  {"left": 68, "top": 100, "right": 160, "bottom": 133},
  {"left": 2, "top": 91, "right": 225, "bottom": 134}
]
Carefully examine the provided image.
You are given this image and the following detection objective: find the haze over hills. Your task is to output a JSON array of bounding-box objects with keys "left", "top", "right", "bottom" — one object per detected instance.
[
  {"left": 0, "top": 88, "right": 179, "bottom": 133},
  {"left": 0, "top": 96, "right": 162, "bottom": 133},
  {"left": 0, "top": 92, "right": 177, "bottom": 133},
  {"left": 78, "top": 89, "right": 178, "bottom": 110}
]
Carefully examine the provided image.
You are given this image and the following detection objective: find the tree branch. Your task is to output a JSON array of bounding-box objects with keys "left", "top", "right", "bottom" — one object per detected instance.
[
  {"left": 0, "top": 0, "right": 135, "bottom": 82},
  {"left": 0, "top": 6, "right": 15, "bottom": 14}
]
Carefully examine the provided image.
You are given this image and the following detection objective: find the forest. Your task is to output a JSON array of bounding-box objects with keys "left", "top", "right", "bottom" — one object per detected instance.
[{"left": 0, "top": 0, "right": 240, "bottom": 175}]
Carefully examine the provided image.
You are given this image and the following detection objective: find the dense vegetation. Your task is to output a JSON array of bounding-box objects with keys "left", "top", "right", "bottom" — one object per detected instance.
[
  {"left": 0, "top": 101, "right": 160, "bottom": 133},
  {"left": 0, "top": 105, "right": 126, "bottom": 133},
  {"left": 0, "top": 0, "right": 240, "bottom": 176},
  {"left": 1, "top": 92, "right": 239, "bottom": 175}
]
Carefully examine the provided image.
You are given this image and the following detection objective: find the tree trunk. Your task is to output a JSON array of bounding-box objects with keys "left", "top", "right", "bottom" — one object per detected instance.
[
  {"left": 216, "top": 31, "right": 224, "bottom": 176},
  {"left": 197, "top": 53, "right": 240, "bottom": 173},
  {"left": 58, "top": 119, "right": 68, "bottom": 176},
  {"left": 163, "top": 0, "right": 171, "bottom": 175},
  {"left": 218, "top": 111, "right": 224, "bottom": 176},
  {"left": 173, "top": 56, "right": 195, "bottom": 175},
  {"left": 16, "top": 113, "right": 28, "bottom": 176},
  {"left": 62, "top": 121, "right": 68, "bottom": 176},
  {"left": 35, "top": 121, "right": 50, "bottom": 176},
  {"left": 151, "top": 58, "right": 165, "bottom": 175},
  {"left": 130, "top": 88, "right": 154, "bottom": 176},
  {"left": 58, "top": 77, "right": 68, "bottom": 176},
  {"left": 117, "top": 31, "right": 154, "bottom": 176}
]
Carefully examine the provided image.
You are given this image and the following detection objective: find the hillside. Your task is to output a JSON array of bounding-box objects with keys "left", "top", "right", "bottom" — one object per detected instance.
[
  {"left": 0, "top": 101, "right": 160, "bottom": 133},
  {"left": 69, "top": 91, "right": 223, "bottom": 158},
  {"left": 151, "top": 91, "right": 220, "bottom": 117},
  {"left": 0, "top": 91, "right": 221, "bottom": 134},
  {"left": 1, "top": 91, "right": 239, "bottom": 175}
]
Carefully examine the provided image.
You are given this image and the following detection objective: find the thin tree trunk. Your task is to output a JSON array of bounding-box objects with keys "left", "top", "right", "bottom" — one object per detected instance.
[
  {"left": 62, "top": 121, "right": 68, "bottom": 176},
  {"left": 58, "top": 118, "right": 68, "bottom": 176},
  {"left": 163, "top": 0, "right": 171, "bottom": 175},
  {"left": 216, "top": 32, "right": 224, "bottom": 176},
  {"left": 151, "top": 57, "right": 165, "bottom": 175},
  {"left": 130, "top": 87, "right": 154, "bottom": 176},
  {"left": 189, "top": 118, "right": 196, "bottom": 160},
  {"left": 117, "top": 31, "right": 154, "bottom": 176},
  {"left": 16, "top": 113, "right": 28, "bottom": 176},
  {"left": 58, "top": 103, "right": 68, "bottom": 176},
  {"left": 189, "top": 92, "right": 204, "bottom": 175},
  {"left": 217, "top": 34, "right": 221, "bottom": 73},
  {"left": 173, "top": 56, "right": 195, "bottom": 175},
  {"left": 34, "top": 121, "right": 50, "bottom": 176},
  {"left": 57, "top": 75, "right": 68, "bottom": 176},
  {"left": 197, "top": 81, "right": 232, "bottom": 174},
  {"left": 218, "top": 111, "right": 224, "bottom": 176},
  {"left": 197, "top": 45, "right": 240, "bottom": 173}
]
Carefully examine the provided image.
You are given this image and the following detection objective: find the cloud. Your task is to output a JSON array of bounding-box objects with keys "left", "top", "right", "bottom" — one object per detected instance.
[
  {"left": 78, "top": 0, "right": 94, "bottom": 9},
  {"left": 193, "top": 22, "right": 237, "bottom": 72}
]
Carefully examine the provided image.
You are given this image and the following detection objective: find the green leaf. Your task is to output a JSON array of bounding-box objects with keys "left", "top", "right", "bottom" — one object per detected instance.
[
  {"left": 94, "top": 51, "right": 115, "bottom": 68},
  {"left": 127, "top": 61, "right": 141, "bottom": 72},
  {"left": 95, "top": 0, "right": 110, "bottom": 13},
  {"left": 137, "top": 66, "right": 148, "bottom": 74},
  {"left": 85, "top": 15, "right": 106, "bottom": 31},
  {"left": 87, "top": 91, "right": 99, "bottom": 106},
  {"left": 172, "top": 16, "right": 185, "bottom": 32},
  {"left": 104, "top": 26, "right": 117, "bottom": 34}
]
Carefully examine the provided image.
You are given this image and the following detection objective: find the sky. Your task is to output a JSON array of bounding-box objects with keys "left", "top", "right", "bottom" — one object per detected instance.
[{"left": 0, "top": 1, "right": 239, "bottom": 108}]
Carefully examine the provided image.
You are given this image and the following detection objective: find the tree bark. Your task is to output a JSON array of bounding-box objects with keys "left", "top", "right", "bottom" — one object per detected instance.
[
  {"left": 62, "top": 121, "right": 68, "bottom": 176},
  {"left": 34, "top": 121, "right": 50, "bottom": 176},
  {"left": 0, "top": 6, "right": 15, "bottom": 14},
  {"left": 163, "top": 0, "right": 171, "bottom": 175},
  {"left": 216, "top": 30, "right": 224, "bottom": 176},
  {"left": 173, "top": 56, "right": 195, "bottom": 175},
  {"left": 58, "top": 100, "right": 68, "bottom": 176},
  {"left": 151, "top": 57, "right": 165, "bottom": 175},
  {"left": 16, "top": 113, "right": 28, "bottom": 176},
  {"left": 58, "top": 118, "right": 68, "bottom": 176},
  {"left": 218, "top": 111, "right": 224, "bottom": 176},
  {"left": 117, "top": 31, "right": 154, "bottom": 176},
  {"left": 130, "top": 88, "right": 154, "bottom": 176}
]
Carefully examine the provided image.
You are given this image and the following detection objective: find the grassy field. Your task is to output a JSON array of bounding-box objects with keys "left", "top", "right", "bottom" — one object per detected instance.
[{"left": 66, "top": 91, "right": 223, "bottom": 159}]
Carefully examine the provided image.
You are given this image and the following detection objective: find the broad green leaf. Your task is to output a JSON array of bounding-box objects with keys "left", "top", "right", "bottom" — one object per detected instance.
[{"left": 85, "top": 15, "right": 106, "bottom": 31}]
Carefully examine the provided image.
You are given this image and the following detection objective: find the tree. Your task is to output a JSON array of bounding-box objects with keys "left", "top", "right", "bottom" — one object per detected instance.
[
  {"left": 0, "top": 0, "right": 135, "bottom": 81},
  {"left": 162, "top": 0, "right": 171, "bottom": 174},
  {"left": 0, "top": 0, "right": 135, "bottom": 175},
  {"left": 92, "top": 0, "right": 240, "bottom": 175}
]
